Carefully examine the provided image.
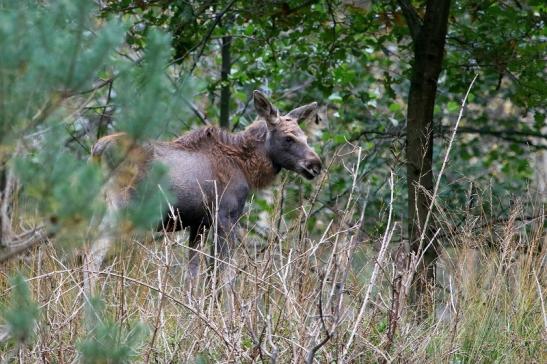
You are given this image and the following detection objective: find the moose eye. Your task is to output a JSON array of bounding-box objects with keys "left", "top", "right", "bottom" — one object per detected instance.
[{"left": 284, "top": 136, "right": 294, "bottom": 144}]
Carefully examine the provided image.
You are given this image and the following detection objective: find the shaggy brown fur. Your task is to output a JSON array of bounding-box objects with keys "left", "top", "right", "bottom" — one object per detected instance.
[{"left": 171, "top": 119, "right": 278, "bottom": 189}]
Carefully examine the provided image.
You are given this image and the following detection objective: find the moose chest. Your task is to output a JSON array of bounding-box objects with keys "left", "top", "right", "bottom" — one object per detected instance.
[{"left": 154, "top": 145, "right": 250, "bottom": 230}]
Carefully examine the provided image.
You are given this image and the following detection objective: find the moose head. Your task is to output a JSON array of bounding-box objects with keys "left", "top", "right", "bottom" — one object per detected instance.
[{"left": 253, "top": 90, "right": 322, "bottom": 180}]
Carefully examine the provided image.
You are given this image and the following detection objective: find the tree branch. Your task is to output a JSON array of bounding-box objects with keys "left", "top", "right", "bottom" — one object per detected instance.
[
  {"left": 219, "top": 35, "right": 232, "bottom": 129},
  {"left": 305, "top": 274, "right": 332, "bottom": 364},
  {"left": 455, "top": 126, "right": 547, "bottom": 150},
  {"left": 350, "top": 125, "right": 547, "bottom": 149},
  {"left": 181, "top": 98, "right": 211, "bottom": 126},
  {"left": 188, "top": 0, "right": 237, "bottom": 76},
  {"left": 396, "top": 0, "right": 423, "bottom": 42},
  {"left": 0, "top": 228, "right": 48, "bottom": 263}
]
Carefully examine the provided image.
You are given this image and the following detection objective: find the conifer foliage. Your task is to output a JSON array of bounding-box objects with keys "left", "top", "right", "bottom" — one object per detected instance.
[{"left": 0, "top": 1, "right": 188, "bottom": 360}]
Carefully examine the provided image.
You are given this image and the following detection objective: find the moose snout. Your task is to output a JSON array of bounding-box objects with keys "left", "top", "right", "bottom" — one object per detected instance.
[{"left": 301, "top": 153, "right": 322, "bottom": 179}]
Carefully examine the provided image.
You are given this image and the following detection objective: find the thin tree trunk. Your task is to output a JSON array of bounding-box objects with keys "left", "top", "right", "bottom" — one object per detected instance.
[
  {"left": 0, "top": 156, "right": 13, "bottom": 247},
  {"left": 0, "top": 165, "right": 5, "bottom": 247},
  {"left": 0, "top": 165, "right": 14, "bottom": 242},
  {"left": 219, "top": 35, "right": 232, "bottom": 129},
  {"left": 400, "top": 0, "right": 451, "bottom": 318}
]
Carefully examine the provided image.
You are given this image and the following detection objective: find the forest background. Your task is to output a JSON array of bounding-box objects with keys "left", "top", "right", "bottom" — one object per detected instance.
[{"left": 0, "top": 0, "right": 545, "bottom": 362}]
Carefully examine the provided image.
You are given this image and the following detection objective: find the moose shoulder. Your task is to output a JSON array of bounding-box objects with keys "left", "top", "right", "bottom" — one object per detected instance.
[{"left": 85, "top": 91, "right": 322, "bottom": 290}]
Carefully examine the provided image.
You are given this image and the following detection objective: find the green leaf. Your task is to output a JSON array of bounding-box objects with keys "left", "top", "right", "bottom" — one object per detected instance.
[
  {"left": 447, "top": 101, "right": 460, "bottom": 113},
  {"left": 388, "top": 102, "right": 401, "bottom": 113}
]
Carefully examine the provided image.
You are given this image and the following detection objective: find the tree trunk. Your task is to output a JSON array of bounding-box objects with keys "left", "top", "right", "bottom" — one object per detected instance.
[
  {"left": 0, "top": 166, "right": 5, "bottom": 247},
  {"left": 219, "top": 35, "right": 232, "bottom": 129},
  {"left": 0, "top": 159, "right": 15, "bottom": 248},
  {"left": 401, "top": 0, "right": 451, "bottom": 318}
]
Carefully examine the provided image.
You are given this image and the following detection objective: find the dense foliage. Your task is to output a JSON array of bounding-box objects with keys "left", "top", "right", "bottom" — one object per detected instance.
[
  {"left": 96, "top": 0, "right": 545, "bottom": 225},
  {"left": 0, "top": 0, "right": 544, "bottom": 362}
]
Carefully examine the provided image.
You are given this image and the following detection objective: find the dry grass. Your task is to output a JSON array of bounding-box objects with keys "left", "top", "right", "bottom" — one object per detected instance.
[{"left": 0, "top": 149, "right": 545, "bottom": 363}]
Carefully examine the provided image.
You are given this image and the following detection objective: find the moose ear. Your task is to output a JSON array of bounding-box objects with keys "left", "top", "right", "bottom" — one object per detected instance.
[
  {"left": 253, "top": 90, "right": 278, "bottom": 126},
  {"left": 286, "top": 102, "right": 318, "bottom": 123}
]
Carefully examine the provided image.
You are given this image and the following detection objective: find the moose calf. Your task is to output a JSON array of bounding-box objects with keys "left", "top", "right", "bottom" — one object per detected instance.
[{"left": 85, "top": 91, "right": 322, "bottom": 292}]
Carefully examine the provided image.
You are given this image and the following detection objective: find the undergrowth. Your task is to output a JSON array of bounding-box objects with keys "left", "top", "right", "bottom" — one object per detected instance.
[{"left": 0, "top": 159, "right": 545, "bottom": 363}]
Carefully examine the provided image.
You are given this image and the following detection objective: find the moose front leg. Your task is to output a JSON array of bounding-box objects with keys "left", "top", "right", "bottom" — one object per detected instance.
[
  {"left": 185, "top": 223, "right": 207, "bottom": 293},
  {"left": 209, "top": 181, "right": 247, "bottom": 280},
  {"left": 210, "top": 212, "right": 241, "bottom": 319},
  {"left": 210, "top": 213, "right": 239, "bottom": 280},
  {"left": 187, "top": 223, "right": 207, "bottom": 279}
]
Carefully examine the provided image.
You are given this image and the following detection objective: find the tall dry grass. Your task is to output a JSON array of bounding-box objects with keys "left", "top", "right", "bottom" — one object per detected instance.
[{"left": 0, "top": 147, "right": 545, "bottom": 363}]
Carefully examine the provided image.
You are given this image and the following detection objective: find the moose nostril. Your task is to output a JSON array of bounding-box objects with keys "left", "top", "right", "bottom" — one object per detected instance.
[
  {"left": 314, "top": 159, "right": 322, "bottom": 171},
  {"left": 305, "top": 160, "right": 322, "bottom": 175}
]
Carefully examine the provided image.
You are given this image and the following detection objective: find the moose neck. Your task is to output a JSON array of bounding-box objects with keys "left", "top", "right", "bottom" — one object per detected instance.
[{"left": 171, "top": 120, "right": 281, "bottom": 190}]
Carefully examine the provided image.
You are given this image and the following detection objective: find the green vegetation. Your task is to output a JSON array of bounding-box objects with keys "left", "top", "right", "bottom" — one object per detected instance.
[
  {"left": 1, "top": 274, "right": 39, "bottom": 345},
  {"left": 78, "top": 298, "right": 147, "bottom": 363},
  {"left": 1, "top": 0, "right": 545, "bottom": 362}
]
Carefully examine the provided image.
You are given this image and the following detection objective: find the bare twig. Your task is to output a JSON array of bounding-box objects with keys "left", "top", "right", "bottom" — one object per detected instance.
[
  {"left": 342, "top": 171, "right": 396, "bottom": 361},
  {"left": 144, "top": 235, "right": 172, "bottom": 363},
  {"left": 533, "top": 268, "right": 547, "bottom": 332},
  {"left": 81, "top": 269, "right": 242, "bottom": 356},
  {"left": 305, "top": 275, "right": 332, "bottom": 364},
  {"left": 187, "top": 0, "right": 237, "bottom": 77},
  {"left": 97, "top": 78, "right": 114, "bottom": 138},
  {"left": 382, "top": 243, "right": 407, "bottom": 363},
  {"left": 182, "top": 98, "right": 211, "bottom": 125},
  {"left": 412, "top": 74, "right": 479, "bottom": 273}
]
